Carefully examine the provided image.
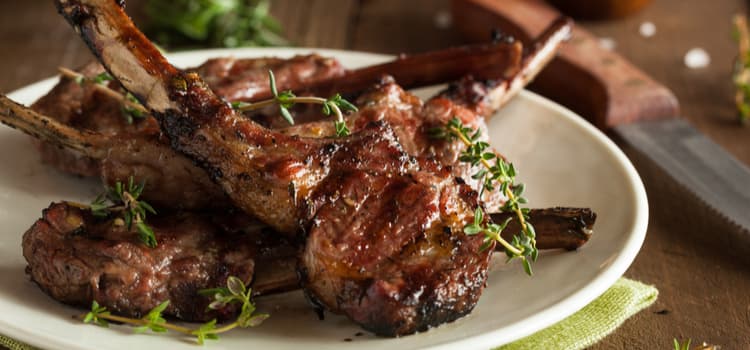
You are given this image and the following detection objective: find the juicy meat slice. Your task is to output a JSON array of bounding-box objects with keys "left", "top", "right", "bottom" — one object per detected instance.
[
  {"left": 29, "top": 38, "right": 523, "bottom": 177},
  {"left": 280, "top": 20, "right": 571, "bottom": 212},
  {"left": 30, "top": 54, "right": 345, "bottom": 176},
  {"left": 261, "top": 42, "right": 522, "bottom": 102},
  {"left": 199, "top": 55, "right": 344, "bottom": 102},
  {"left": 23, "top": 203, "right": 594, "bottom": 324},
  {"left": 300, "top": 166, "right": 490, "bottom": 335},
  {"left": 100, "top": 132, "right": 233, "bottom": 210},
  {"left": 0, "top": 95, "right": 230, "bottom": 210},
  {"left": 31, "top": 61, "right": 137, "bottom": 176},
  {"left": 55, "top": 0, "right": 494, "bottom": 335},
  {"left": 23, "top": 202, "right": 296, "bottom": 321},
  {"left": 278, "top": 78, "right": 509, "bottom": 210},
  {"left": 227, "top": 207, "right": 600, "bottom": 299}
]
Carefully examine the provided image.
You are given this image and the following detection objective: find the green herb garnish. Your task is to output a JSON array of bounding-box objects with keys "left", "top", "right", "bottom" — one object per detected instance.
[
  {"left": 92, "top": 72, "right": 114, "bottom": 85},
  {"left": 90, "top": 177, "right": 158, "bottom": 248},
  {"left": 432, "top": 117, "right": 538, "bottom": 275},
  {"left": 79, "top": 277, "right": 267, "bottom": 345},
  {"left": 674, "top": 338, "right": 692, "bottom": 350},
  {"left": 122, "top": 93, "right": 147, "bottom": 124},
  {"left": 60, "top": 67, "right": 148, "bottom": 124},
  {"left": 134, "top": 301, "right": 170, "bottom": 333},
  {"left": 82, "top": 301, "right": 110, "bottom": 327},
  {"left": 733, "top": 14, "right": 750, "bottom": 124},
  {"left": 145, "top": 0, "right": 287, "bottom": 49},
  {"left": 232, "top": 70, "right": 357, "bottom": 137}
]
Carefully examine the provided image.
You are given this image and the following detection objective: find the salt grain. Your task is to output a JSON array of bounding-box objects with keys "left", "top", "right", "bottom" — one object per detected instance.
[
  {"left": 598, "top": 37, "right": 616, "bottom": 51},
  {"left": 684, "top": 48, "right": 710, "bottom": 68},
  {"left": 639, "top": 21, "right": 656, "bottom": 38},
  {"left": 433, "top": 11, "right": 452, "bottom": 29}
]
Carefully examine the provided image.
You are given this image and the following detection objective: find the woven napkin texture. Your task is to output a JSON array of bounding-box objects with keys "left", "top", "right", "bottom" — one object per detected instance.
[
  {"left": 0, "top": 278, "right": 657, "bottom": 350},
  {"left": 497, "top": 278, "right": 658, "bottom": 350}
]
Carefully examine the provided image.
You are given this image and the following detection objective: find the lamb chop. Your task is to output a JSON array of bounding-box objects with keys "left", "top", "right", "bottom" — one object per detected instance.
[
  {"left": 0, "top": 28, "right": 562, "bottom": 212},
  {"left": 31, "top": 55, "right": 346, "bottom": 177},
  {"left": 23, "top": 201, "right": 593, "bottom": 323},
  {"left": 52, "top": 0, "right": 522, "bottom": 336},
  {"left": 4, "top": 45, "right": 522, "bottom": 211},
  {"left": 0, "top": 94, "right": 232, "bottom": 210},
  {"left": 29, "top": 42, "right": 520, "bottom": 180},
  {"left": 23, "top": 202, "right": 297, "bottom": 322},
  {"left": 4, "top": 49, "right": 576, "bottom": 243},
  {"left": 13, "top": 16, "right": 595, "bottom": 330},
  {"left": 4, "top": 72, "right": 597, "bottom": 245},
  {"left": 280, "top": 18, "right": 570, "bottom": 211}
]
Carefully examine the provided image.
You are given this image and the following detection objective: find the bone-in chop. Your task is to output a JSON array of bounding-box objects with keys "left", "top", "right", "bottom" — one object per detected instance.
[
  {"left": 0, "top": 22, "right": 566, "bottom": 212},
  {"left": 53, "top": 0, "right": 509, "bottom": 335},
  {"left": 22, "top": 201, "right": 593, "bottom": 323}
]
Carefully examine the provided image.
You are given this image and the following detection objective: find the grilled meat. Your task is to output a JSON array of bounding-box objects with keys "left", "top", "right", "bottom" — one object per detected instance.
[
  {"left": 22, "top": 202, "right": 593, "bottom": 324},
  {"left": 30, "top": 55, "right": 345, "bottom": 177},
  {"left": 0, "top": 94, "right": 231, "bottom": 210},
  {"left": 1, "top": 22, "right": 566, "bottom": 213},
  {"left": 29, "top": 41, "right": 521, "bottom": 176},
  {"left": 23, "top": 202, "right": 297, "bottom": 322},
  {"left": 54, "top": 0, "right": 501, "bottom": 335},
  {"left": 281, "top": 19, "right": 571, "bottom": 211},
  {"left": 493, "top": 207, "right": 596, "bottom": 250}
]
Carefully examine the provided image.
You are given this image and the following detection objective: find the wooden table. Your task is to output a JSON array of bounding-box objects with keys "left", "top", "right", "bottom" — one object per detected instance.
[{"left": 1, "top": 1, "right": 748, "bottom": 348}]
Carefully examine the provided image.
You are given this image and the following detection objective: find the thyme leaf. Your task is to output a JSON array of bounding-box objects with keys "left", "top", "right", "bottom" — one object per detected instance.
[
  {"left": 122, "top": 93, "right": 147, "bottom": 124},
  {"left": 89, "top": 176, "right": 158, "bottom": 248},
  {"left": 673, "top": 338, "right": 692, "bottom": 350},
  {"left": 144, "top": 0, "right": 287, "bottom": 49},
  {"left": 432, "top": 117, "right": 538, "bottom": 275},
  {"left": 733, "top": 14, "right": 750, "bottom": 124},
  {"left": 92, "top": 72, "right": 114, "bottom": 85},
  {"left": 134, "top": 301, "right": 170, "bottom": 333},
  {"left": 60, "top": 67, "right": 148, "bottom": 124},
  {"left": 77, "top": 276, "right": 267, "bottom": 345},
  {"left": 232, "top": 70, "right": 357, "bottom": 137},
  {"left": 82, "top": 301, "right": 110, "bottom": 327}
]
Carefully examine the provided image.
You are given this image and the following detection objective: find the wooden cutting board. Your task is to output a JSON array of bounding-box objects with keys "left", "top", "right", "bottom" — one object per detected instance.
[{"left": 451, "top": 0, "right": 680, "bottom": 129}]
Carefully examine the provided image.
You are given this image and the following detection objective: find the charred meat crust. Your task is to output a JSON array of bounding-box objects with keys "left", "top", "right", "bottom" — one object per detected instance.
[
  {"left": 54, "top": 0, "right": 494, "bottom": 336},
  {"left": 22, "top": 202, "right": 296, "bottom": 321},
  {"left": 50, "top": 0, "right": 575, "bottom": 337},
  {"left": 493, "top": 207, "right": 596, "bottom": 250}
]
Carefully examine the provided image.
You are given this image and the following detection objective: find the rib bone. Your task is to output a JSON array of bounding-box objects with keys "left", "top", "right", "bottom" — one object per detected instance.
[
  {"left": 0, "top": 94, "right": 230, "bottom": 210},
  {"left": 0, "top": 94, "right": 106, "bottom": 158}
]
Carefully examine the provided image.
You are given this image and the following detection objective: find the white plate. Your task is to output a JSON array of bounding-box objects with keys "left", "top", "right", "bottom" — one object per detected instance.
[{"left": 0, "top": 48, "right": 648, "bottom": 350}]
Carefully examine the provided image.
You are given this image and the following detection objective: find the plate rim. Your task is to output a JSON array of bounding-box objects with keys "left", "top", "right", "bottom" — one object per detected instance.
[{"left": 2, "top": 47, "right": 648, "bottom": 350}]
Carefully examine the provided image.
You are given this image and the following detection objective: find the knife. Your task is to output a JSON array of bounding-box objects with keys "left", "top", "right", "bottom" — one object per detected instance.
[{"left": 451, "top": 0, "right": 750, "bottom": 233}]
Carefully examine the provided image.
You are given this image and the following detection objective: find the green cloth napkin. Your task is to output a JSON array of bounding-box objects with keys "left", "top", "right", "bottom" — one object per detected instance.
[
  {"left": 497, "top": 278, "right": 658, "bottom": 350},
  {"left": 0, "top": 278, "right": 657, "bottom": 350},
  {"left": 0, "top": 336, "right": 35, "bottom": 350}
]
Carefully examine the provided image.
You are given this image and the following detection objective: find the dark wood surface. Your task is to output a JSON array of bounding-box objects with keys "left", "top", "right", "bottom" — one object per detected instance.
[{"left": 1, "top": 0, "right": 749, "bottom": 348}]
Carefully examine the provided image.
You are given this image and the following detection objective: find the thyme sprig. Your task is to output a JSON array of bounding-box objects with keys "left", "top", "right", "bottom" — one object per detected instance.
[
  {"left": 733, "top": 14, "right": 750, "bottom": 124},
  {"left": 80, "top": 276, "right": 267, "bottom": 345},
  {"left": 232, "top": 70, "right": 357, "bottom": 137},
  {"left": 123, "top": 92, "right": 148, "bottom": 123},
  {"left": 145, "top": 0, "right": 287, "bottom": 49},
  {"left": 59, "top": 67, "right": 148, "bottom": 124},
  {"left": 196, "top": 276, "right": 269, "bottom": 338},
  {"left": 432, "top": 117, "right": 538, "bottom": 275},
  {"left": 674, "top": 338, "right": 692, "bottom": 350},
  {"left": 90, "top": 177, "right": 158, "bottom": 248},
  {"left": 673, "top": 338, "right": 721, "bottom": 350}
]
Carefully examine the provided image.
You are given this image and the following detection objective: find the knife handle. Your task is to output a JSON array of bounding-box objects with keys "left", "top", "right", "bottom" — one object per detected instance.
[{"left": 451, "top": 0, "right": 680, "bottom": 129}]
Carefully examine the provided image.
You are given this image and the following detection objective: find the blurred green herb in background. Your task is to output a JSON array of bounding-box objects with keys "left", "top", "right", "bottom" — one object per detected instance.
[
  {"left": 732, "top": 13, "right": 750, "bottom": 125},
  {"left": 145, "top": 0, "right": 288, "bottom": 49}
]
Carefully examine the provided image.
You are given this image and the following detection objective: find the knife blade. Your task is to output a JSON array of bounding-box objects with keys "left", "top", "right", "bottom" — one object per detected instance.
[{"left": 451, "top": 0, "right": 750, "bottom": 232}]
